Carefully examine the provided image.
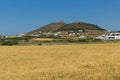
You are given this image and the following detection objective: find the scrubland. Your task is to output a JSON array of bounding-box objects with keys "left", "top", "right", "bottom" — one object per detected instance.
[{"left": 0, "top": 43, "right": 120, "bottom": 80}]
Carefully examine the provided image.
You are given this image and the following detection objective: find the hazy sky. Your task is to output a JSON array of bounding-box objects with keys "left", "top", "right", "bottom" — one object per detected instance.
[{"left": 0, "top": 0, "right": 120, "bottom": 35}]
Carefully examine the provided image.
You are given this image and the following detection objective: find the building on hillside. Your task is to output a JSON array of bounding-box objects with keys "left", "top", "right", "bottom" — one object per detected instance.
[
  {"left": 53, "top": 32, "right": 62, "bottom": 37},
  {"left": 68, "top": 31, "right": 76, "bottom": 37},
  {"left": 79, "top": 35, "right": 86, "bottom": 38},
  {"left": 96, "top": 34, "right": 106, "bottom": 40}
]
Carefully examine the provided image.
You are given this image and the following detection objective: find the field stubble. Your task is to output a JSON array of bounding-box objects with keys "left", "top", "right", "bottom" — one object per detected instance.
[{"left": 0, "top": 43, "right": 120, "bottom": 80}]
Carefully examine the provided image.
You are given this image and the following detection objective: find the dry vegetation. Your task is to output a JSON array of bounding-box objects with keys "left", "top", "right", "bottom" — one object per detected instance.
[
  {"left": 31, "top": 38, "right": 61, "bottom": 41},
  {"left": 0, "top": 43, "right": 120, "bottom": 80}
]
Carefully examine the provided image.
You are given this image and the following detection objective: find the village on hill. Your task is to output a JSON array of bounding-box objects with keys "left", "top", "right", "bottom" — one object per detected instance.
[{"left": 0, "top": 21, "right": 120, "bottom": 46}]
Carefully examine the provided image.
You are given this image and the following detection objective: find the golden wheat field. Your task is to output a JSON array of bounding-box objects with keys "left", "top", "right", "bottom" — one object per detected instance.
[{"left": 0, "top": 43, "right": 120, "bottom": 80}]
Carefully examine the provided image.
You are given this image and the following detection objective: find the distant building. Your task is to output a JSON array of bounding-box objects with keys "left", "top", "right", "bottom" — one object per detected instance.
[
  {"left": 17, "top": 33, "right": 26, "bottom": 37},
  {"left": 79, "top": 35, "right": 86, "bottom": 39},
  {"left": 105, "top": 32, "right": 120, "bottom": 40},
  {"left": 0, "top": 35, "right": 5, "bottom": 38},
  {"left": 96, "top": 34, "right": 106, "bottom": 40},
  {"left": 96, "top": 32, "right": 120, "bottom": 40},
  {"left": 68, "top": 31, "right": 76, "bottom": 36}
]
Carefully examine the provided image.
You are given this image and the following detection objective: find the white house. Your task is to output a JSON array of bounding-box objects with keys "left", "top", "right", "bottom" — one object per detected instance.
[
  {"left": 96, "top": 34, "right": 106, "bottom": 40},
  {"left": 17, "top": 33, "right": 26, "bottom": 37},
  {"left": 96, "top": 32, "right": 120, "bottom": 40},
  {"left": 105, "top": 33, "right": 120, "bottom": 40}
]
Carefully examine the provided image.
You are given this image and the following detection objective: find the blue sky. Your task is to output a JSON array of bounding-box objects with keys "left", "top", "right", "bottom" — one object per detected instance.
[{"left": 0, "top": 0, "right": 120, "bottom": 35}]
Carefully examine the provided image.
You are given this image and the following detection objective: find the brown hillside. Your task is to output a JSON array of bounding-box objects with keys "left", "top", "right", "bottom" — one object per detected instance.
[
  {"left": 28, "top": 22, "right": 66, "bottom": 34},
  {"left": 57, "top": 22, "right": 105, "bottom": 31}
]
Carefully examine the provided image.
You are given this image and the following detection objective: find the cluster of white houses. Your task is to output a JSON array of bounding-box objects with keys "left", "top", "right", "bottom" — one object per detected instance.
[
  {"left": 1, "top": 31, "right": 120, "bottom": 41},
  {"left": 27, "top": 30, "right": 87, "bottom": 38},
  {"left": 27, "top": 30, "right": 120, "bottom": 40}
]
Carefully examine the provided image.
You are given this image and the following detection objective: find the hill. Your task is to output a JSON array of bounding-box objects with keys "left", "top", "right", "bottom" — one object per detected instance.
[
  {"left": 57, "top": 22, "right": 105, "bottom": 31},
  {"left": 27, "top": 21, "right": 106, "bottom": 37},
  {"left": 28, "top": 22, "right": 66, "bottom": 34}
]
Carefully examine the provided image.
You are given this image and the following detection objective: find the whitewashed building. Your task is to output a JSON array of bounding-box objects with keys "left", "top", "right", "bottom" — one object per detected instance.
[
  {"left": 96, "top": 34, "right": 106, "bottom": 40},
  {"left": 97, "top": 32, "right": 120, "bottom": 40},
  {"left": 105, "top": 33, "right": 120, "bottom": 40}
]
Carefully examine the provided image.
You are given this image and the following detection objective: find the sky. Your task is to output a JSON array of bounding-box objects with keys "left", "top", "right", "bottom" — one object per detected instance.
[{"left": 0, "top": 0, "right": 120, "bottom": 35}]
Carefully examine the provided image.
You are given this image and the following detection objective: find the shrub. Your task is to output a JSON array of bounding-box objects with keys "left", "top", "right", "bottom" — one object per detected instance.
[{"left": 0, "top": 40, "right": 19, "bottom": 46}]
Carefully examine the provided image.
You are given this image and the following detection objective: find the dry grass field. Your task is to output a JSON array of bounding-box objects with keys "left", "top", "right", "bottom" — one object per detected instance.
[
  {"left": 32, "top": 38, "right": 61, "bottom": 41},
  {"left": 0, "top": 43, "right": 120, "bottom": 80}
]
